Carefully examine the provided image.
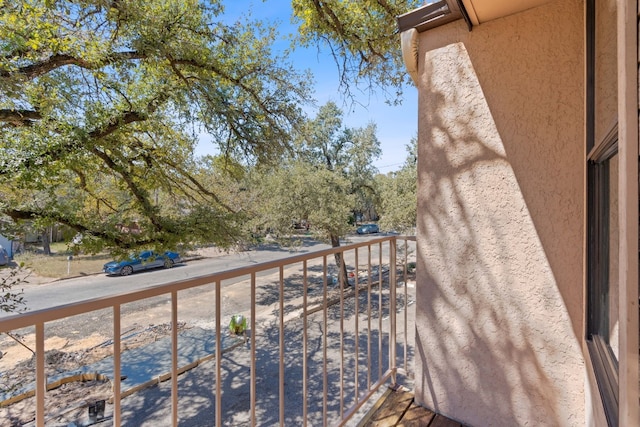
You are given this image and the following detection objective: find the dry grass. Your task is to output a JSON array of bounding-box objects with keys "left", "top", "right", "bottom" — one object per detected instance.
[{"left": 13, "top": 243, "right": 111, "bottom": 279}]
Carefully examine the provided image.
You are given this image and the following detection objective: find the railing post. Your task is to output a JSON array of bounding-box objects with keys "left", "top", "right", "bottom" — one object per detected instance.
[
  {"left": 378, "top": 241, "right": 383, "bottom": 381},
  {"left": 251, "top": 272, "right": 257, "bottom": 427},
  {"left": 113, "top": 305, "right": 122, "bottom": 426},
  {"left": 302, "top": 261, "right": 308, "bottom": 427},
  {"left": 389, "top": 237, "right": 397, "bottom": 385},
  {"left": 366, "top": 245, "right": 372, "bottom": 390},
  {"left": 171, "top": 291, "right": 179, "bottom": 427},
  {"left": 215, "top": 279, "right": 222, "bottom": 427},
  {"left": 403, "top": 238, "right": 409, "bottom": 373},
  {"left": 35, "top": 322, "right": 45, "bottom": 427},
  {"left": 354, "top": 247, "right": 359, "bottom": 404},
  {"left": 339, "top": 248, "right": 345, "bottom": 419},
  {"left": 322, "top": 256, "right": 328, "bottom": 427},
  {"left": 279, "top": 265, "right": 285, "bottom": 427}
]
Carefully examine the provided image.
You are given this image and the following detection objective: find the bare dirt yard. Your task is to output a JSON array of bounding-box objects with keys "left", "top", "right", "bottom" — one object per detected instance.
[
  {"left": 0, "top": 246, "right": 226, "bottom": 426},
  {"left": 0, "top": 323, "right": 180, "bottom": 426}
]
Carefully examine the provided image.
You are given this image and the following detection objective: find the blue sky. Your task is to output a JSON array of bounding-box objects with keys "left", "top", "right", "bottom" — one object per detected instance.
[{"left": 196, "top": 0, "right": 418, "bottom": 173}]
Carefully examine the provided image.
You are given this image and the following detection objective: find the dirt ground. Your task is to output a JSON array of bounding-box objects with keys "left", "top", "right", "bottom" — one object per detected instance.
[
  {"left": 0, "top": 245, "right": 259, "bottom": 426},
  {"left": 0, "top": 246, "right": 245, "bottom": 426},
  {"left": 0, "top": 323, "right": 181, "bottom": 426}
]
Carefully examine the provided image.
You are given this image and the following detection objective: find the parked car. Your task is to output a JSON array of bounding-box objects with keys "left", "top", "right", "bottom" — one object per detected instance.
[
  {"left": 0, "top": 245, "right": 8, "bottom": 266},
  {"left": 356, "top": 224, "right": 380, "bottom": 234},
  {"left": 103, "top": 250, "right": 181, "bottom": 276}
]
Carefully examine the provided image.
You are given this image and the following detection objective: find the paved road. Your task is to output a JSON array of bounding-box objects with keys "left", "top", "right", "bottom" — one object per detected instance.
[
  {"left": 1, "top": 238, "right": 329, "bottom": 316},
  {"left": 1, "top": 235, "right": 399, "bottom": 317}
]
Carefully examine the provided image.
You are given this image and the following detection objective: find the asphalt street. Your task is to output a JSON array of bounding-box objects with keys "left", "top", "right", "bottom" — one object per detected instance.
[{"left": 2, "top": 238, "right": 334, "bottom": 316}]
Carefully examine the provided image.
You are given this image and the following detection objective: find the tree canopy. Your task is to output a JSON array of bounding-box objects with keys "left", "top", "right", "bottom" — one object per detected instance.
[
  {"left": 257, "top": 161, "right": 354, "bottom": 241},
  {"left": 292, "top": 0, "right": 421, "bottom": 101},
  {"left": 0, "top": 0, "right": 311, "bottom": 253},
  {"left": 254, "top": 102, "right": 380, "bottom": 285},
  {"left": 376, "top": 137, "right": 416, "bottom": 233}
]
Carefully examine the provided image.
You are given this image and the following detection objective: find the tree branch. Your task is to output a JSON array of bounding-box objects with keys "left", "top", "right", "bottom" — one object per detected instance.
[
  {"left": 0, "top": 109, "right": 42, "bottom": 126},
  {"left": 3, "top": 207, "right": 154, "bottom": 249},
  {"left": 1, "top": 51, "right": 145, "bottom": 80},
  {"left": 89, "top": 147, "right": 165, "bottom": 232}
]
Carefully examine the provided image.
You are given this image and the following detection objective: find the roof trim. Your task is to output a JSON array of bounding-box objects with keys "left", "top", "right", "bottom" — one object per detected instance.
[{"left": 397, "top": 0, "right": 471, "bottom": 33}]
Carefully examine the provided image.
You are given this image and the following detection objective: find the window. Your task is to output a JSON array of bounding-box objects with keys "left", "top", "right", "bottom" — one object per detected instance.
[
  {"left": 587, "top": 129, "right": 619, "bottom": 426},
  {"left": 586, "top": 0, "right": 619, "bottom": 425}
]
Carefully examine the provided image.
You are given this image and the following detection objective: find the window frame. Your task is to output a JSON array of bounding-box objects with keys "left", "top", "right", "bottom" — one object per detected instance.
[
  {"left": 585, "top": 0, "right": 620, "bottom": 425},
  {"left": 586, "top": 126, "right": 619, "bottom": 426}
]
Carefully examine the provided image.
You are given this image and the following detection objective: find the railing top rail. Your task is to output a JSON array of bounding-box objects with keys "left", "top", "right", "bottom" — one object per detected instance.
[{"left": 0, "top": 235, "right": 414, "bottom": 332}]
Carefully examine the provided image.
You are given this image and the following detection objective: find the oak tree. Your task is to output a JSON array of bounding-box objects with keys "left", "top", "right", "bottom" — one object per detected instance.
[
  {"left": 256, "top": 102, "right": 381, "bottom": 286},
  {"left": 0, "top": 0, "right": 310, "bottom": 254},
  {"left": 292, "top": 0, "right": 421, "bottom": 101},
  {"left": 376, "top": 137, "right": 417, "bottom": 233}
]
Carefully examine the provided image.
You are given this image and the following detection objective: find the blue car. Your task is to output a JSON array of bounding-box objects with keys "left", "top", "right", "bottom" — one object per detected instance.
[
  {"left": 356, "top": 224, "right": 380, "bottom": 234},
  {"left": 103, "top": 250, "right": 181, "bottom": 276}
]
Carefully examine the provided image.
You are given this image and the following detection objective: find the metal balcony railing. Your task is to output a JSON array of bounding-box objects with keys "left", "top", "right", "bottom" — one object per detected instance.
[{"left": 0, "top": 235, "right": 416, "bottom": 426}]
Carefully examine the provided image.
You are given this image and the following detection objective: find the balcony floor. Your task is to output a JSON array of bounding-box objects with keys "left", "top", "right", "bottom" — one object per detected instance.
[{"left": 360, "top": 386, "right": 465, "bottom": 427}]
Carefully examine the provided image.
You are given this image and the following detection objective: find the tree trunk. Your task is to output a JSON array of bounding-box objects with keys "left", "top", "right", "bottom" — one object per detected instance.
[
  {"left": 330, "top": 233, "right": 349, "bottom": 288},
  {"left": 41, "top": 228, "right": 51, "bottom": 256}
]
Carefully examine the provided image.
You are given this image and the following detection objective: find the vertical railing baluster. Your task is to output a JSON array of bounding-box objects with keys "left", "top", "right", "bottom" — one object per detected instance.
[
  {"left": 171, "top": 291, "right": 179, "bottom": 427},
  {"left": 354, "top": 247, "right": 359, "bottom": 405},
  {"left": 367, "top": 244, "right": 372, "bottom": 389},
  {"left": 378, "top": 241, "right": 383, "bottom": 381},
  {"left": 302, "top": 260, "right": 308, "bottom": 427},
  {"left": 279, "top": 265, "right": 285, "bottom": 427},
  {"left": 251, "top": 272, "right": 257, "bottom": 427},
  {"left": 113, "top": 305, "right": 122, "bottom": 426},
  {"left": 35, "top": 322, "right": 45, "bottom": 427},
  {"left": 322, "top": 255, "right": 328, "bottom": 427},
  {"left": 403, "top": 238, "right": 409, "bottom": 373},
  {"left": 389, "top": 238, "right": 397, "bottom": 385},
  {"left": 339, "top": 248, "right": 345, "bottom": 418},
  {"left": 215, "top": 279, "right": 222, "bottom": 426}
]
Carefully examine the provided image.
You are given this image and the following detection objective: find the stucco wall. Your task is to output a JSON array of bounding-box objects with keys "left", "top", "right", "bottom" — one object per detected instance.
[{"left": 413, "top": 0, "right": 585, "bottom": 425}]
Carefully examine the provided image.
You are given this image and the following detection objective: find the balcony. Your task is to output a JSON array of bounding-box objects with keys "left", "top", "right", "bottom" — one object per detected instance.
[{"left": 0, "top": 236, "right": 418, "bottom": 426}]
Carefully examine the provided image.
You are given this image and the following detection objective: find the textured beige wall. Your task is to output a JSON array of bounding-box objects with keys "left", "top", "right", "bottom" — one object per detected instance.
[{"left": 413, "top": 0, "right": 586, "bottom": 425}]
